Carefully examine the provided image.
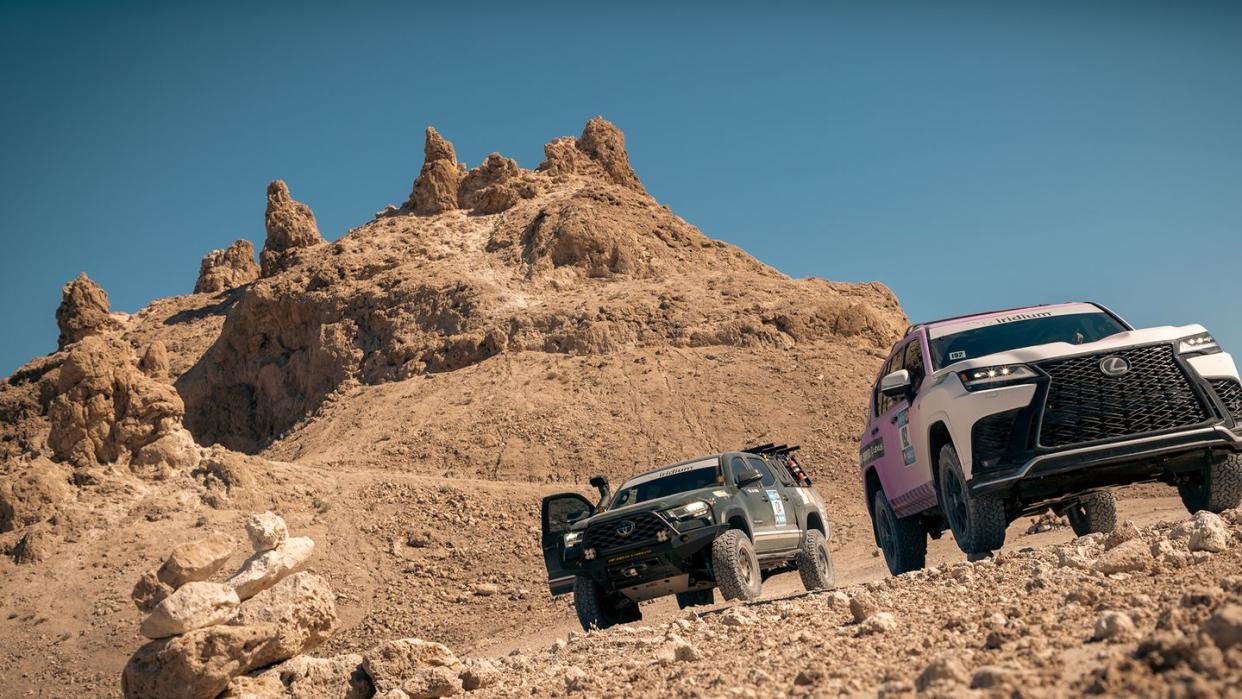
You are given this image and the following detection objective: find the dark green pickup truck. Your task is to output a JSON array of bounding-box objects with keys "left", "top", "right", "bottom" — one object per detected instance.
[{"left": 540, "top": 445, "right": 837, "bottom": 630}]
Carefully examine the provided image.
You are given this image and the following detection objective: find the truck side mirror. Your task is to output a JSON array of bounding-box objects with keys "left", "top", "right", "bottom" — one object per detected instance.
[
  {"left": 737, "top": 467, "right": 763, "bottom": 487},
  {"left": 879, "top": 369, "right": 912, "bottom": 398}
]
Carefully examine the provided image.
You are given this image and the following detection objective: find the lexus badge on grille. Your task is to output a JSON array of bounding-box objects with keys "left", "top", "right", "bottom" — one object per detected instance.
[{"left": 1099, "top": 355, "right": 1130, "bottom": 377}]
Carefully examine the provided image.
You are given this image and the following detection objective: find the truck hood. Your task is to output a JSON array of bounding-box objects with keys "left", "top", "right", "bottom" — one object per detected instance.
[
  {"left": 942, "top": 324, "right": 1208, "bottom": 373},
  {"left": 571, "top": 486, "right": 726, "bottom": 530}
]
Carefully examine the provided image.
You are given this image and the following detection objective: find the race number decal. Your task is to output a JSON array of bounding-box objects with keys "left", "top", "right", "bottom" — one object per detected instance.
[
  {"left": 897, "top": 409, "right": 916, "bottom": 467},
  {"left": 766, "top": 489, "right": 787, "bottom": 525}
]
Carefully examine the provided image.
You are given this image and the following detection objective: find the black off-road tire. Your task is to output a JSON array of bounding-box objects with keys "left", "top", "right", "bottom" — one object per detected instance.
[
  {"left": 675, "top": 588, "right": 715, "bottom": 609},
  {"left": 873, "top": 489, "right": 927, "bottom": 576},
  {"left": 796, "top": 528, "right": 837, "bottom": 590},
  {"left": 711, "top": 529, "right": 762, "bottom": 601},
  {"left": 1179, "top": 452, "right": 1242, "bottom": 514},
  {"left": 573, "top": 577, "right": 640, "bottom": 631},
  {"left": 938, "top": 443, "right": 1007, "bottom": 555},
  {"left": 1066, "top": 491, "right": 1117, "bottom": 536}
]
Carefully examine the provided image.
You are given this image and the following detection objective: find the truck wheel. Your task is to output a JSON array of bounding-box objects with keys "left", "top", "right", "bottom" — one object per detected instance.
[
  {"left": 675, "top": 589, "right": 715, "bottom": 609},
  {"left": 573, "top": 577, "right": 640, "bottom": 631},
  {"left": 796, "top": 528, "right": 836, "bottom": 590},
  {"left": 873, "top": 489, "right": 926, "bottom": 575},
  {"left": 1178, "top": 452, "right": 1242, "bottom": 514},
  {"left": 938, "top": 443, "right": 1007, "bottom": 555},
  {"left": 1066, "top": 491, "right": 1117, "bottom": 536},
  {"left": 711, "top": 529, "right": 762, "bottom": 601}
]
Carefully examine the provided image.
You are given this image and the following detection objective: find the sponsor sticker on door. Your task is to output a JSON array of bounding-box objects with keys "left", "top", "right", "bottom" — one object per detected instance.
[{"left": 766, "top": 489, "right": 787, "bottom": 525}]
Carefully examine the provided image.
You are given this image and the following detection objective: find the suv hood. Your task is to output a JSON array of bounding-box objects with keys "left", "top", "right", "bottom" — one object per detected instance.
[
  {"left": 571, "top": 486, "right": 726, "bottom": 530},
  {"left": 943, "top": 324, "right": 1208, "bottom": 373}
]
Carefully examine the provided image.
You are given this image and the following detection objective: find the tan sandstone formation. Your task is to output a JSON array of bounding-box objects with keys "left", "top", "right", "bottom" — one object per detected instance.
[
  {"left": 55, "top": 272, "right": 120, "bottom": 349},
  {"left": 260, "top": 181, "right": 324, "bottom": 277},
  {"left": 196, "top": 240, "right": 260, "bottom": 294},
  {"left": 406, "top": 127, "right": 465, "bottom": 215},
  {"left": 123, "top": 515, "right": 339, "bottom": 699}
]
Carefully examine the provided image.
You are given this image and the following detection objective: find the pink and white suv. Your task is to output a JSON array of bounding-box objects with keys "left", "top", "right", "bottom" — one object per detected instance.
[{"left": 859, "top": 302, "right": 1242, "bottom": 575}]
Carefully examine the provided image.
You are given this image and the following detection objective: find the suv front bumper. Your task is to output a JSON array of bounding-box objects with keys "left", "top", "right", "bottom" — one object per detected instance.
[{"left": 970, "top": 424, "right": 1242, "bottom": 505}]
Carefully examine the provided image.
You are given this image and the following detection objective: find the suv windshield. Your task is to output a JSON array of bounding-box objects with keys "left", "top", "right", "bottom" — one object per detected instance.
[
  {"left": 930, "top": 311, "right": 1126, "bottom": 369},
  {"left": 610, "top": 459, "right": 722, "bottom": 509}
]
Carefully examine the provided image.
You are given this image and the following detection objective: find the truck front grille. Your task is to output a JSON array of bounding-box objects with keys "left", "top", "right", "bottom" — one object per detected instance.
[
  {"left": 1211, "top": 379, "right": 1242, "bottom": 422},
  {"left": 584, "top": 512, "right": 668, "bottom": 552},
  {"left": 1037, "top": 344, "right": 1208, "bottom": 448}
]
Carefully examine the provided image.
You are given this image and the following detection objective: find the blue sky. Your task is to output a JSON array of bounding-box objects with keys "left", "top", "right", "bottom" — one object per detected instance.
[{"left": 1, "top": 1, "right": 1239, "bottom": 377}]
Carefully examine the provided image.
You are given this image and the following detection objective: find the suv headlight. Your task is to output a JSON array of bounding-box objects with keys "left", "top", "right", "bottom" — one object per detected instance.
[
  {"left": 957, "top": 364, "right": 1038, "bottom": 391},
  {"left": 664, "top": 500, "right": 711, "bottom": 521},
  {"left": 1178, "top": 332, "right": 1221, "bottom": 356},
  {"left": 563, "top": 531, "right": 582, "bottom": 548}
]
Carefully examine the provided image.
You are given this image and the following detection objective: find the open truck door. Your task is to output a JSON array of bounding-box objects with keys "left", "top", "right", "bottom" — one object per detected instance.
[{"left": 541, "top": 493, "right": 594, "bottom": 595}]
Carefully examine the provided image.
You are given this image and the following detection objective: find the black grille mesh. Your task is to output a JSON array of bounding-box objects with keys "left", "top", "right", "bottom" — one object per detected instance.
[
  {"left": 972, "top": 409, "right": 1020, "bottom": 468},
  {"left": 1037, "top": 345, "right": 1208, "bottom": 448},
  {"left": 1211, "top": 379, "right": 1242, "bottom": 422},
  {"left": 584, "top": 512, "right": 668, "bottom": 551}
]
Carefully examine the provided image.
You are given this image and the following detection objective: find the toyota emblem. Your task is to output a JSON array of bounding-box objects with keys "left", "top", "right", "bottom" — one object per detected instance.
[
  {"left": 615, "top": 520, "right": 636, "bottom": 537},
  {"left": 1099, "top": 356, "right": 1130, "bottom": 377}
]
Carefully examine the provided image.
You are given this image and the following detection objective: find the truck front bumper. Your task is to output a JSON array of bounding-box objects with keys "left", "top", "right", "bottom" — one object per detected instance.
[{"left": 565, "top": 522, "right": 727, "bottom": 601}]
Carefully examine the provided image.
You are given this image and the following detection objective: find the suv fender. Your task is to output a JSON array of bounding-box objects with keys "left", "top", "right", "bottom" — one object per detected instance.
[{"left": 719, "top": 507, "right": 753, "bottom": 539}]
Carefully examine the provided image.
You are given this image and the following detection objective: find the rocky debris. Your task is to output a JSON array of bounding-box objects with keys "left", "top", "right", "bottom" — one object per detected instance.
[
  {"left": 245, "top": 511, "right": 288, "bottom": 552},
  {"left": 858, "top": 611, "right": 896, "bottom": 635},
  {"left": 849, "top": 593, "right": 878, "bottom": 623},
  {"left": 158, "top": 532, "right": 235, "bottom": 587},
  {"left": 141, "top": 582, "right": 240, "bottom": 639},
  {"left": 361, "top": 638, "right": 461, "bottom": 694},
  {"left": 472, "top": 583, "right": 499, "bottom": 597},
  {"left": 1103, "top": 519, "right": 1141, "bottom": 549},
  {"left": 0, "top": 458, "right": 71, "bottom": 533},
  {"left": 1187, "top": 511, "right": 1230, "bottom": 552},
  {"left": 539, "top": 117, "right": 646, "bottom": 193},
  {"left": 1092, "top": 537, "right": 1150, "bottom": 574},
  {"left": 196, "top": 240, "right": 260, "bottom": 294},
  {"left": 223, "top": 653, "right": 372, "bottom": 698},
  {"left": 719, "top": 607, "right": 757, "bottom": 627},
  {"left": 260, "top": 181, "right": 324, "bottom": 277},
  {"left": 407, "top": 128, "right": 465, "bottom": 216},
  {"left": 227, "top": 536, "right": 315, "bottom": 600},
  {"left": 1026, "top": 510, "right": 1068, "bottom": 534},
  {"left": 55, "top": 272, "right": 119, "bottom": 349},
  {"left": 46, "top": 336, "right": 195, "bottom": 474},
  {"left": 132, "top": 571, "right": 175, "bottom": 614},
  {"left": 139, "top": 341, "right": 170, "bottom": 381},
  {"left": 229, "top": 572, "right": 337, "bottom": 658},
  {"left": 123, "top": 521, "right": 336, "bottom": 699},
  {"left": 10, "top": 526, "right": 51, "bottom": 564},
  {"left": 916, "top": 655, "right": 968, "bottom": 692},
  {"left": 970, "top": 665, "right": 1012, "bottom": 690},
  {"left": 1202, "top": 604, "right": 1242, "bottom": 650},
  {"left": 1092, "top": 610, "right": 1137, "bottom": 642}
]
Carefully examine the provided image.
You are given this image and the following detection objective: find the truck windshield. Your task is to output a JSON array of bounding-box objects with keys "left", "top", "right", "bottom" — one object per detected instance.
[
  {"left": 930, "top": 311, "right": 1126, "bottom": 369},
  {"left": 610, "top": 459, "right": 722, "bottom": 509}
]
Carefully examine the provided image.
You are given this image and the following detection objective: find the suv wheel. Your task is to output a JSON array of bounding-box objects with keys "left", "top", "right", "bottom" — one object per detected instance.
[
  {"left": 1178, "top": 452, "right": 1242, "bottom": 514},
  {"left": 1065, "top": 491, "right": 1117, "bottom": 536},
  {"left": 938, "top": 443, "right": 1007, "bottom": 555},
  {"left": 873, "top": 488, "right": 927, "bottom": 575},
  {"left": 796, "top": 528, "right": 836, "bottom": 590},
  {"left": 573, "top": 577, "right": 640, "bottom": 631},
  {"left": 675, "top": 589, "right": 715, "bottom": 609},
  {"left": 711, "top": 529, "right": 762, "bottom": 601}
]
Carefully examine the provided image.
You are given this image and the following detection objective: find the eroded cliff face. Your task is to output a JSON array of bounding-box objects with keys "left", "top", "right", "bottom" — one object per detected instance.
[{"left": 176, "top": 118, "right": 905, "bottom": 451}]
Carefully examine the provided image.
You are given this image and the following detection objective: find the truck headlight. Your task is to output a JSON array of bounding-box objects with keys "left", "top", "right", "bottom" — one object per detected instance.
[
  {"left": 1178, "top": 332, "right": 1221, "bottom": 356},
  {"left": 563, "top": 531, "right": 582, "bottom": 548},
  {"left": 664, "top": 500, "right": 711, "bottom": 521},
  {"left": 957, "top": 365, "right": 1038, "bottom": 391}
]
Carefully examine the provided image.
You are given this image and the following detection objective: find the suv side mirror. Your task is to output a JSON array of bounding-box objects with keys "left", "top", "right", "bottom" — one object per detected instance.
[
  {"left": 879, "top": 369, "right": 912, "bottom": 398},
  {"left": 736, "top": 467, "right": 763, "bottom": 487}
]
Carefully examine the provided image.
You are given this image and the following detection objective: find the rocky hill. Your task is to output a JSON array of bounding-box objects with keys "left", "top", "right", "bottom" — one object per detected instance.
[{"left": 0, "top": 117, "right": 909, "bottom": 695}]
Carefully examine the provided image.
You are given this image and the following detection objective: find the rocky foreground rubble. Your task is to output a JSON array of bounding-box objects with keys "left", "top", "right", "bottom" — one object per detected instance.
[{"left": 474, "top": 510, "right": 1242, "bottom": 698}]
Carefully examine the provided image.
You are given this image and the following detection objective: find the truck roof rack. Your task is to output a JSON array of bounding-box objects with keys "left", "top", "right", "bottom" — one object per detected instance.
[{"left": 741, "top": 443, "right": 800, "bottom": 456}]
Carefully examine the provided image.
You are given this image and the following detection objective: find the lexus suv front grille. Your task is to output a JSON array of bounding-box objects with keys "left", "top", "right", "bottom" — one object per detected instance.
[
  {"left": 1037, "top": 344, "right": 1209, "bottom": 448},
  {"left": 584, "top": 512, "right": 668, "bottom": 552}
]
